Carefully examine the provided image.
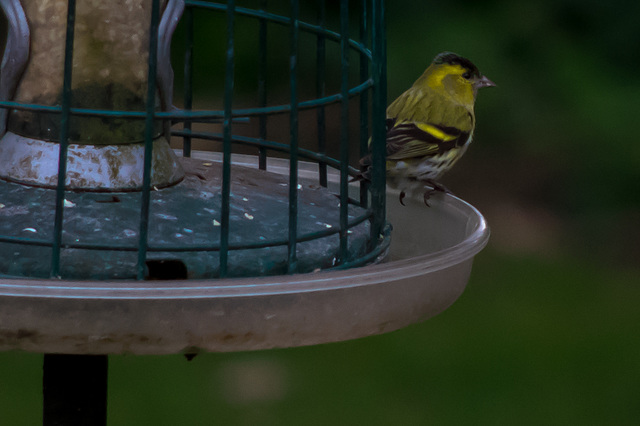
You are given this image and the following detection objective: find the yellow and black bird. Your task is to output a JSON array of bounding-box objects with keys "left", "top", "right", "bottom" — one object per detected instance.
[{"left": 360, "top": 51, "right": 495, "bottom": 205}]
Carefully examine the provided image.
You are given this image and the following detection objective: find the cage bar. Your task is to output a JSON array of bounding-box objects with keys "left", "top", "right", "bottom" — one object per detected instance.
[
  {"left": 359, "top": 0, "right": 370, "bottom": 206},
  {"left": 287, "top": 0, "right": 300, "bottom": 273},
  {"left": 136, "top": 0, "right": 162, "bottom": 280},
  {"left": 182, "top": 5, "right": 194, "bottom": 158},
  {"left": 316, "top": 0, "right": 327, "bottom": 187},
  {"left": 370, "top": 0, "right": 387, "bottom": 242},
  {"left": 49, "top": 0, "right": 77, "bottom": 278},
  {"left": 339, "top": 0, "right": 350, "bottom": 262},
  {"left": 258, "top": 0, "right": 268, "bottom": 170},
  {"left": 219, "top": 0, "right": 236, "bottom": 277}
]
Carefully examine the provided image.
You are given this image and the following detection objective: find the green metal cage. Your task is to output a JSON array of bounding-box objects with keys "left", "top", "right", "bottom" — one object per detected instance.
[{"left": 0, "top": 0, "right": 388, "bottom": 280}]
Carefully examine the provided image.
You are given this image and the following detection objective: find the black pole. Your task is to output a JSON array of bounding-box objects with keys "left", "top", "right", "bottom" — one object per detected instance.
[{"left": 43, "top": 354, "right": 108, "bottom": 426}]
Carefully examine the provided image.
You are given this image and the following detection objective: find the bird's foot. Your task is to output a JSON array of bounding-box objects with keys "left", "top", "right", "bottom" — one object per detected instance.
[
  {"left": 423, "top": 188, "right": 436, "bottom": 207},
  {"left": 422, "top": 180, "right": 452, "bottom": 207},
  {"left": 399, "top": 190, "right": 406, "bottom": 206}
]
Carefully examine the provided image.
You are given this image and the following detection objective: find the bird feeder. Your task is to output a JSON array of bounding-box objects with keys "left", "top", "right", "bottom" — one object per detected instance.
[{"left": 0, "top": 0, "right": 488, "bottom": 424}]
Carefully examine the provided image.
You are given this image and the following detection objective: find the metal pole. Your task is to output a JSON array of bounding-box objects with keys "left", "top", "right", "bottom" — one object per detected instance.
[{"left": 43, "top": 354, "right": 108, "bottom": 426}]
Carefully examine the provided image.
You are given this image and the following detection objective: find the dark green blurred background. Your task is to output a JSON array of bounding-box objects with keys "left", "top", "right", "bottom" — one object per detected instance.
[{"left": 1, "top": 0, "right": 639, "bottom": 424}]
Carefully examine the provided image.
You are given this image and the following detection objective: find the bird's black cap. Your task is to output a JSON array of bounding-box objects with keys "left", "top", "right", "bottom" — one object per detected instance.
[{"left": 433, "top": 52, "right": 481, "bottom": 77}]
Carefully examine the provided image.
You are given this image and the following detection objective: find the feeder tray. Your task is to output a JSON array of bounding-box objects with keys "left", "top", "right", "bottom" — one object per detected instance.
[{"left": 0, "top": 154, "right": 489, "bottom": 355}]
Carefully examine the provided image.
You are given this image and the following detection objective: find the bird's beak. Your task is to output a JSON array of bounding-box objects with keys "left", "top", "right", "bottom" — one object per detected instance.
[{"left": 473, "top": 75, "right": 496, "bottom": 89}]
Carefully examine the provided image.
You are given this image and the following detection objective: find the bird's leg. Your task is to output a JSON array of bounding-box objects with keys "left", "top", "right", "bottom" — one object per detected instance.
[{"left": 426, "top": 179, "right": 451, "bottom": 194}]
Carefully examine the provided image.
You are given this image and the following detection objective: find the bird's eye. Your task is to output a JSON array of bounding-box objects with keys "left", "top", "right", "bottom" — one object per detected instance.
[{"left": 462, "top": 71, "right": 471, "bottom": 79}]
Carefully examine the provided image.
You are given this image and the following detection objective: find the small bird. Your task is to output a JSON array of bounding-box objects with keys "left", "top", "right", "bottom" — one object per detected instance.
[{"left": 360, "top": 51, "right": 495, "bottom": 205}]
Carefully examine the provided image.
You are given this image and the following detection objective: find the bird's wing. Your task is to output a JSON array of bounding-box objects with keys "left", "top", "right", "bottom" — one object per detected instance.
[{"left": 385, "top": 119, "right": 470, "bottom": 160}]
